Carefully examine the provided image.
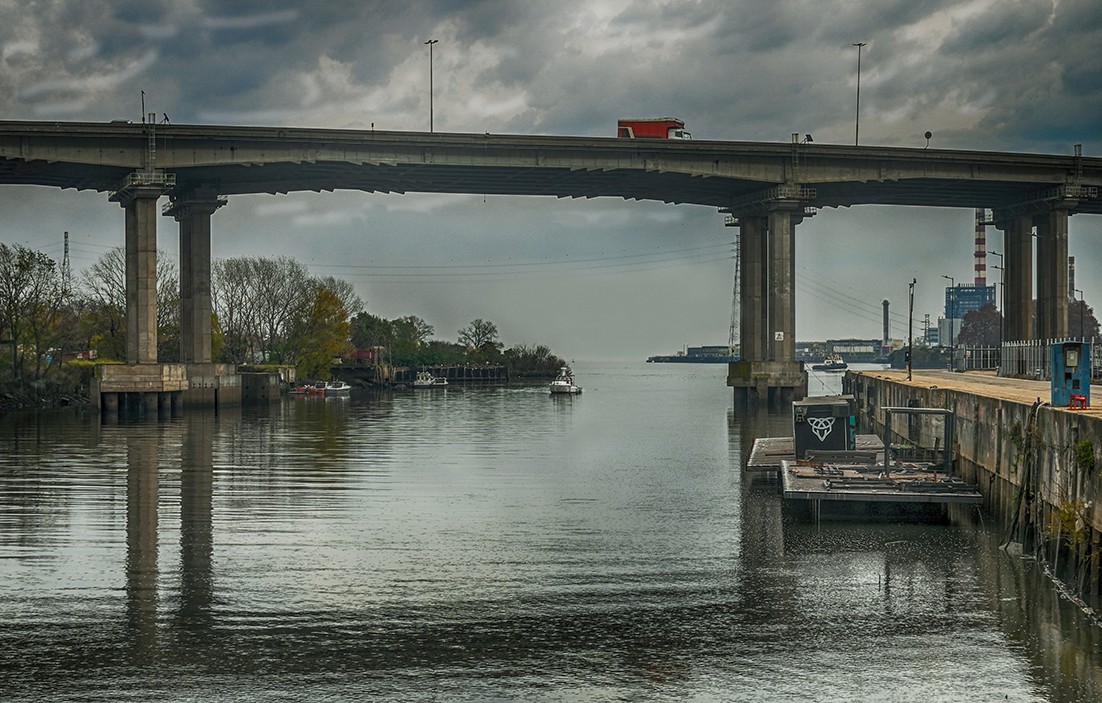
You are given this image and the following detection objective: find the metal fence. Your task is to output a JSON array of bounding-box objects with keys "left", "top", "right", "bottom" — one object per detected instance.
[
  {"left": 996, "top": 338, "right": 1100, "bottom": 380},
  {"left": 954, "top": 346, "right": 1001, "bottom": 371}
]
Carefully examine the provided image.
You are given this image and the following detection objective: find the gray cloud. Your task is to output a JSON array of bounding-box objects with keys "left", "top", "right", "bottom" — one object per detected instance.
[{"left": 1, "top": 0, "right": 1100, "bottom": 357}]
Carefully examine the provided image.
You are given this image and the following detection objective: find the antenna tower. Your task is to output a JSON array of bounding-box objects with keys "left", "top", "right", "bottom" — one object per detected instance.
[
  {"left": 726, "top": 217, "right": 740, "bottom": 354},
  {"left": 61, "top": 231, "right": 72, "bottom": 294}
]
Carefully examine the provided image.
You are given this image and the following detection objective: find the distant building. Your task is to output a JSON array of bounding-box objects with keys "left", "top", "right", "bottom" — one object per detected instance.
[
  {"left": 945, "top": 283, "right": 995, "bottom": 319},
  {"left": 940, "top": 283, "right": 996, "bottom": 347}
]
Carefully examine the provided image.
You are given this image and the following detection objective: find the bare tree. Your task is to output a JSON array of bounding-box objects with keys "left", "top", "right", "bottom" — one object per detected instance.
[
  {"left": 212, "top": 256, "right": 314, "bottom": 364},
  {"left": 458, "top": 318, "right": 501, "bottom": 352},
  {"left": 79, "top": 247, "right": 178, "bottom": 361},
  {"left": 317, "top": 275, "right": 364, "bottom": 318}
]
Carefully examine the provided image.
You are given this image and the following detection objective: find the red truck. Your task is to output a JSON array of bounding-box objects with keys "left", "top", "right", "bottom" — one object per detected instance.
[{"left": 616, "top": 117, "right": 691, "bottom": 140}]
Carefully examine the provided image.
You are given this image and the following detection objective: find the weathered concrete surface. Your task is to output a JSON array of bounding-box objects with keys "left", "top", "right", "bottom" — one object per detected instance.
[
  {"left": 846, "top": 368, "right": 1101, "bottom": 607},
  {"left": 183, "top": 363, "right": 242, "bottom": 408},
  {"left": 94, "top": 363, "right": 189, "bottom": 393}
]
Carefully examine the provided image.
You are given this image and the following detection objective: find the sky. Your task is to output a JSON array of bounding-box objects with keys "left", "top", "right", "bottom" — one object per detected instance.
[{"left": 1, "top": 0, "right": 1101, "bottom": 362}]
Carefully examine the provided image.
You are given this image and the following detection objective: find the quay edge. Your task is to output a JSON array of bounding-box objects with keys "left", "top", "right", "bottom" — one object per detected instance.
[{"left": 844, "top": 368, "right": 1102, "bottom": 613}]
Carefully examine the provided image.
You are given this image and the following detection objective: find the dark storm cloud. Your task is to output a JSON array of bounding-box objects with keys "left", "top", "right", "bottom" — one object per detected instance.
[{"left": 2, "top": 0, "right": 1101, "bottom": 354}]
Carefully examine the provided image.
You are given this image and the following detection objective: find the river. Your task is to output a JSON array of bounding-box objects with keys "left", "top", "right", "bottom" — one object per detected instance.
[{"left": 1, "top": 362, "right": 1099, "bottom": 701}]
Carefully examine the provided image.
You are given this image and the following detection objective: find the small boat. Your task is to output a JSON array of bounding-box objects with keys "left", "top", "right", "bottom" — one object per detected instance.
[
  {"left": 324, "top": 380, "right": 352, "bottom": 396},
  {"left": 549, "top": 366, "right": 582, "bottom": 395},
  {"left": 811, "top": 355, "right": 848, "bottom": 372},
  {"left": 291, "top": 381, "right": 326, "bottom": 396},
  {"left": 413, "top": 371, "right": 448, "bottom": 388}
]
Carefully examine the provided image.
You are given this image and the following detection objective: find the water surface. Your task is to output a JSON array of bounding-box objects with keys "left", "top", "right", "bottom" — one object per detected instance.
[{"left": 1, "top": 362, "right": 1099, "bottom": 701}]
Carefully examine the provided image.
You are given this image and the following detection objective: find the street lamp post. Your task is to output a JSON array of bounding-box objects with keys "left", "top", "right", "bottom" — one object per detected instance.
[
  {"left": 990, "top": 249, "right": 1004, "bottom": 347},
  {"left": 908, "top": 278, "right": 916, "bottom": 381},
  {"left": 942, "top": 274, "right": 955, "bottom": 369},
  {"left": 852, "top": 42, "right": 867, "bottom": 146},
  {"left": 424, "top": 39, "right": 438, "bottom": 132}
]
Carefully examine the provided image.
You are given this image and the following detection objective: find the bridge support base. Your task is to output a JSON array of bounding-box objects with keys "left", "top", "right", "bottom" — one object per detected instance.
[{"left": 728, "top": 360, "right": 807, "bottom": 411}]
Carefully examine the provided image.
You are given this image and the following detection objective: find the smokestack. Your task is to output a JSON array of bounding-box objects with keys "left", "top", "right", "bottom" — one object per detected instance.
[
  {"left": 1069, "top": 256, "right": 1076, "bottom": 300},
  {"left": 974, "top": 208, "right": 987, "bottom": 287},
  {"left": 882, "top": 299, "right": 890, "bottom": 343}
]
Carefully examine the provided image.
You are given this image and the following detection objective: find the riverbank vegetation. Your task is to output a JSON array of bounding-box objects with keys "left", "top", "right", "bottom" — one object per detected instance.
[{"left": 0, "top": 244, "right": 567, "bottom": 406}]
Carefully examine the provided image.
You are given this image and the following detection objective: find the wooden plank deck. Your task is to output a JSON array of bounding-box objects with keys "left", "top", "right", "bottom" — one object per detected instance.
[{"left": 746, "top": 435, "right": 884, "bottom": 473}]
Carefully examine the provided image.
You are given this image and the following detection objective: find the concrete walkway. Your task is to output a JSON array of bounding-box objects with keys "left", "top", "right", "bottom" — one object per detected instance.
[{"left": 851, "top": 368, "right": 1097, "bottom": 411}]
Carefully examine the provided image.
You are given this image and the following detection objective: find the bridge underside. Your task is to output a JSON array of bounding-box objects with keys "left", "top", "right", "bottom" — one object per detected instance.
[{"left": 0, "top": 122, "right": 1098, "bottom": 412}]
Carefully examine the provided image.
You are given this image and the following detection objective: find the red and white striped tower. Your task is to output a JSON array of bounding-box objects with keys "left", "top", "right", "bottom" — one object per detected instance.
[{"left": 974, "top": 208, "right": 987, "bottom": 286}]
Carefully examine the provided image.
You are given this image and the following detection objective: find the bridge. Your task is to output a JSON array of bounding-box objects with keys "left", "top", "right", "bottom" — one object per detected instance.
[{"left": 2, "top": 120, "right": 1100, "bottom": 410}]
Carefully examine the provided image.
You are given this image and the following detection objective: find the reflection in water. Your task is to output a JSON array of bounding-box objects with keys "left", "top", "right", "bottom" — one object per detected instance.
[
  {"left": 125, "top": 429, "right": 159, "bottom": 654},
  {"left": 0, "top": 365, "right": 1099, "bottom": 701}
]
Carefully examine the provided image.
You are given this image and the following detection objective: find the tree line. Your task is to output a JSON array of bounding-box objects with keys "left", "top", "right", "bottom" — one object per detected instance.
[{"left": 0, "top": 243, "right": 566, "bottom": 403}]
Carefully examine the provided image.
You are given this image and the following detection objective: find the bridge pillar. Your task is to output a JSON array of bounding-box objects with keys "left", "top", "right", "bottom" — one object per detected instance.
[
  {"left": 1036, "top": 207, "right": 1070, "bottom": 340},
  {"left": 726, "top": 192, "right": 811, "bottom": 410},
  {"left": 164, "top": 192, "right": 227, "bottom": 364},
  {"left": 995, "top": 213, "right": 1034, "bottom": 341},
  {"left": 114, "top": 189, "right": 164, "bottom": 364}
]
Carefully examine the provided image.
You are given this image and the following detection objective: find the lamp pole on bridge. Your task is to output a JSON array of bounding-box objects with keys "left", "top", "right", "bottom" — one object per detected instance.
[
  {"left": 852, "top": 42, "right": 867, "bottom": 146},
  {"left": 425, "top": 39, "right": 439, "bottom": 133}
]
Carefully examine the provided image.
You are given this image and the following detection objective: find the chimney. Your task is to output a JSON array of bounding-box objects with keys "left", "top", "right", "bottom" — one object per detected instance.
[
  {"left": 974, "top": 208, "right": 987, "bottom": 287},
  {"left": 882, "top": 299, "right": 890, "bottom": 343},
  {"left": 1069, "top": 256, "right": 1076, "bottom": 300}
]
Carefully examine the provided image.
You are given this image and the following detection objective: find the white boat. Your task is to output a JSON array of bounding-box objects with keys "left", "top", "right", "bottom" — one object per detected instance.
[
  {"left": 413, "top": 370, "right": 448, "bottom": 388},
  {"left": 549, "top": 366, "right": 582, "bottom": 395},
  {"left": 810, "top": 355, "right": 848, "bottom": 372},
  {"left": 324, "top": 380, "right": 352, "bottom": 396}
]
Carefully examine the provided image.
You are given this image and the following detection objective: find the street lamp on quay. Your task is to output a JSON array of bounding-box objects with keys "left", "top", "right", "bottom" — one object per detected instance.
[
  {"left": 424, "top": 39, "right": 438, "bottom": 132},
  {"left": 991, "top": 265, "right": 1004, "bottom": 347},
  {"left": 942, "top": 274, "right": 955, "bottom": 369},
  {"left": 989, "top": 249, "right": 1004, "bottom": 346}
]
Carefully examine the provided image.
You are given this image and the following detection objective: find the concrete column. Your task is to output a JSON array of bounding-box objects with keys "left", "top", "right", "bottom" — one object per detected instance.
[
  {"left": 727, "top": 201, "right": 807, "bottom": 408},
  {"left": 121, "top": 192, "right": 162, "bottom": 364},
  {"left": 996, "top": 213, "right": 1034, "bottom": 341},
  {"left": 767, "top": 208, "right": 797, "bottom": 362},
  {"left": 1036, "top": 208, "right": 1069, "bottom": 340},
  {"left": 166, "top": 195, "right": 226, "bottom": 364},
  {"left": 739, "top": 216, "right": 767, "bottom": 362}
]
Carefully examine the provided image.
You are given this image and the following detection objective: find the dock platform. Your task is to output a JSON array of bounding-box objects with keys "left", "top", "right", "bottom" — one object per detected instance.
[
  {"left": 780, "top": 457, "right": 982, "bottom": 506},
  {"left": 746, "top": 435, "right": 883, "bottom": 473}
]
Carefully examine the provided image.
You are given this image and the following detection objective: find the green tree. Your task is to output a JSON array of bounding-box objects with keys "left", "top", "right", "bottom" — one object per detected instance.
[
  {"left": 958, "top": 303, "right": 1001, "bottom": 346},
  {"left": 503, "top": 343, "right": 565, "bottom": 376},
  {"left": 391, "top": 315, "right": 434, "bottom": 363},
  {"left": 289, "top": 286, "right": 351, "bottom": 378},
  {"left": 0, "top": 243, "right": 65, "bottom": 383},
  {"left": 1069, "top": 299, "right": 1101, "bottom": 339}
]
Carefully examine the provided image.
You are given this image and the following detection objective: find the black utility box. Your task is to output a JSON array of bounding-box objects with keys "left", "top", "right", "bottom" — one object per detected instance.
[{"left": 792, "top": 395, "right": 857, "bottom": 459}]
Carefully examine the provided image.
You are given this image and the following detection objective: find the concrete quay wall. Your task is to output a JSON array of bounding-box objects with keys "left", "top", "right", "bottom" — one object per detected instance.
[{"left": 844, "top": 370, "right": 1102, "bottom": 609}]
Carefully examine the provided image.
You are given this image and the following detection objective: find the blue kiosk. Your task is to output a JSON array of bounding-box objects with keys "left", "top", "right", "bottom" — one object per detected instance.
[{"left": 1050, "top": 341, "right": 1091, "bottom": 408}]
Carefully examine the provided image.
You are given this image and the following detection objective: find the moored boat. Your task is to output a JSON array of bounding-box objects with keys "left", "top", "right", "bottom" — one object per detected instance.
[
  {"left": 549, "top": 366, "right": 582, "bottom": 395},
  {"left": 413, "top": 371, "right": 448, "bottom": 388},
  {"left": 324, "top": 380, "right": 351, "bottom": 396}
]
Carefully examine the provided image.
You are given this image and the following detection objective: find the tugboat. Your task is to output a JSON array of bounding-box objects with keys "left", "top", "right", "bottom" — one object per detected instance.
[
  {"left": 549, "top": 366, "right": 582, "bottom": 395},
  {"left": 810, "top": 355, "right": 848, "bottom": 372}
]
